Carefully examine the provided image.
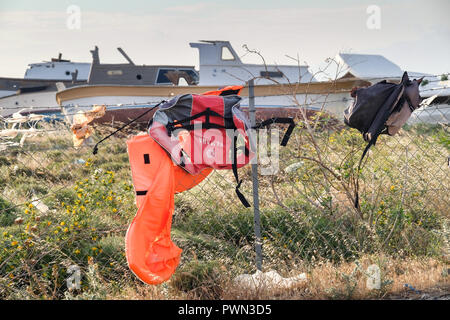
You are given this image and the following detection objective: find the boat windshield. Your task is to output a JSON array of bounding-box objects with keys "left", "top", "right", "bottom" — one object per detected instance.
[{"left": 157, "top": 68, "right": 199, "bottom": 85}]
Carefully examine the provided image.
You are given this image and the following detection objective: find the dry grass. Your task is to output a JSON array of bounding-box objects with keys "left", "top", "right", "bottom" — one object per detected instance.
[
  {"left": 220, "top": 255, "right": 449, "bottom": 300},
  {"left": 104, "top": 255, "right": 449, "bottom": 300}
]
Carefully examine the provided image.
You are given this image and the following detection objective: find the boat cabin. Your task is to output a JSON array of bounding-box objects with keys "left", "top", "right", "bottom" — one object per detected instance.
[
  {"left": 189, "top": 40, "right": 316, "bottom": 85},
  {"left": 86, "top": 46, "right": 198, "bottom": 86}
]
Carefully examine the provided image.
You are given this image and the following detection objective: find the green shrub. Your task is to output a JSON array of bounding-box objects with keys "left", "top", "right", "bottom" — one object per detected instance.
[
  {"left": 0, "top": 197, "right": 17, "bottom": 227},
  {"left": 171, "top": 260, "right": 224, "bottom": 299}
]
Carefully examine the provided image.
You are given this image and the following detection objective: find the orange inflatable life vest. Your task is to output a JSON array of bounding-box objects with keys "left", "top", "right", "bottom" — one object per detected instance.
[
  {"left": 201, "top": 85, "right": 243, "bottom": 96},
  {"left": 127, "top": 134, "right": 212, "bottom": 209},
  {"left": 126, "top": 135, "right": 214, "bottom": 285},
  {"left": 124, "top": 89, "right": 237, "bottom": 285},
  {"left": 125, "top": 136, "right": 180, "bottom": 284},
  {"left": 124, "top": 85, "right": 295, "bottom": 285}
]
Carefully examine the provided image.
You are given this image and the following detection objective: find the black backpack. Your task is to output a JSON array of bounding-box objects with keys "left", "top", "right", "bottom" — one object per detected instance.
[{"left": 343, "top": 72, "right": 422, "bottom": 208}]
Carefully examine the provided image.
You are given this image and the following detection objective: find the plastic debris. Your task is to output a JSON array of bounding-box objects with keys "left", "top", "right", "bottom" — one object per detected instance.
[
  {"left": 0, "top": 129, "right": 19, "bottom": 139},
  {"left": 284, "top": 161, "right": 304, "bottom": 173},
  {"left": 74, "top": 159, "right": 86, "bottom": 165},
  {"left": 404, "top": 283, "right": 422, "bottom": 294},
  {"left": 31, "top": 195, "right": 49, "bottom": 214},
  {"left": 71, "top": 105, "right": 106, "bottom": 148},
  {"left": 233, "top": 270, "right": 307, "bottom": 293}
]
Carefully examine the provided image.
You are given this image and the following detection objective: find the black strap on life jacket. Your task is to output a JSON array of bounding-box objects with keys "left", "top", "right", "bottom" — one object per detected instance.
[
  {"left": 162, "top": 112, "right": 296, "bottom": 208},
  {"left": 219, "top": 88, "right": 241, "bottom": 96},
  {"left": 163, "top": 107, "right": 252, "bottom": 207},
  {"left": 232, "top": 135, "right": 251, "bottom": 208},
  {"left": 92, "top": 101, "right": 165, "bottom": 155},
  {"left": 165, "top": 108, "right": 230, "bottom": 136},
  {"left": 253, "top": 117, "right": 296, "bottom": 146},
  {"left": 231, "top": 117, "right": 296, "bottom": 208}
]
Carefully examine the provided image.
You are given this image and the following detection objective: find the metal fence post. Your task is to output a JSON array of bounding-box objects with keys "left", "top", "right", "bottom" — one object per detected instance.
[{"left": 248, "top": 79, "right": 263, "bottom": 271}]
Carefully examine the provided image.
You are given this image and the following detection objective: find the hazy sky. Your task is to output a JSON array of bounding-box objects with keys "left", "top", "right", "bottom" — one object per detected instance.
[{"left": 0, "top": 0, "right": 449, "bottom": 79}]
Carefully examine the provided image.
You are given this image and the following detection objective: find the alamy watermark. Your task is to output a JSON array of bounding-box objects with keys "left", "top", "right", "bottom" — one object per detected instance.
[
  {"left": 366, "top": 264, "right": 381, "bottom": 290},
  {"left": 66, "top": 5, "right": 81, "bottom": 30},
  {"left": 366, "top": 5, "right": 381, "bottom": 30},
  {"left": 166, "top": 127, "right": 281, "bottom": 175},
  {"left": 66, "top": 265, "right": 81, "bottom": 290}
]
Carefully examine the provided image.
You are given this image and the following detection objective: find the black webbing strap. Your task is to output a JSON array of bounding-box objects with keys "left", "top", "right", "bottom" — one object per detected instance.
[
  {"left": 404, "top": 94, "right": 416, "bottom": 112},
  {"left": 354, "top": 141, "right": 373, "bottom": 209},
  {"left": 219, "top": 89, "right": 241, "bottom": 96},
  {"left": 354, "top": 96, "right": 402, "bottom": 209},
  {"left": 179, "top": 150, "right": 186, "bottom": 168},
  {"left": 232, "top": 135, "right": 251, "bottom": 208},
  {"left": 92, "top": 101, "right": 165, "bottom": 155},
  {"left": 253, "top": 117, "right": 295, "bottom": 146},
  {"left": 165, "top": 108, "right": 229, "bottom": 136},
  {"left": 354, "top": 85, "right": 407, "bottom": 209}
]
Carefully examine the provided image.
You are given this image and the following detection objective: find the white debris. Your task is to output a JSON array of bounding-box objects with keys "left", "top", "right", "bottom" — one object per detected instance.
[
  {"left": 0, "top": 141, "right": 20, "bottom": 151},
  {"left": 74, "top": 158, "right": 86, "bottom": 165},
  {"left": 0, "top": 112, "right": 47, "bottom": 149},
  {"left": 284, "top": 161, "right": 304, "bottom": 173},
  {"left": 31, "top": 195, "right": 49, "bottom": 214},
  {"left": 233, "top": 270, "right": 307, "bottom": 293},
  {"left": 0, "top": 129, "right": 19, "bottom": 139}
]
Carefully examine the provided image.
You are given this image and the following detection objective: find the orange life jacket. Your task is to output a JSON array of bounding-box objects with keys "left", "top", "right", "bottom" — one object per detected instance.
[
  {"left": 124, "top": 87, "right": 239, "bottom": 285},
  {"left": 125, "top": 136, "right": 180, "bottom": 284},
  {"left": 124, "top": 85, "right": 294, "bottom": 285}
]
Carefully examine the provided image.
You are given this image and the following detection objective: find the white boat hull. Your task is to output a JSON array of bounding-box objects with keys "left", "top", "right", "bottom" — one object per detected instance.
[
  {"left": 0, "top": 90, "right": 60, "bottom": 117},
  {"left": 60, "top": 92, "right": 353, "bottom": 119}
]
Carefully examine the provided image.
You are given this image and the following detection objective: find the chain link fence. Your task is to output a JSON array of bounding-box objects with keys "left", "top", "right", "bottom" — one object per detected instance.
[{"left": 0, "top": 90, "right": 448, "bottom": 299}]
